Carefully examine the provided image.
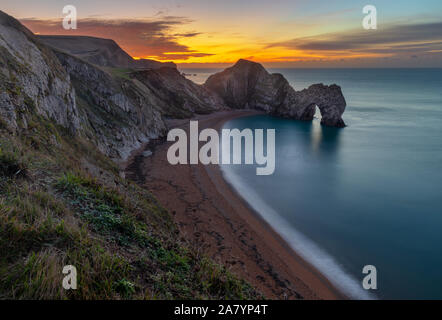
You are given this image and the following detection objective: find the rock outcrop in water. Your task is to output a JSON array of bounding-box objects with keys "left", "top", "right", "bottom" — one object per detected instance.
[{"left": 204, "top": 59, "right": 347, "bottom": 127}]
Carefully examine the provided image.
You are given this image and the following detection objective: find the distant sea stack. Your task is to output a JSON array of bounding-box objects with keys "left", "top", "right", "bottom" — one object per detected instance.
[{"left": 204, "top": 59, "right": 347, "bottom": 127}]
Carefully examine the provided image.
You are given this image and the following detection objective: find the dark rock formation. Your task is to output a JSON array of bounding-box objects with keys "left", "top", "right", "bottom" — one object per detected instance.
[
  {"left": 205, "top": 59, "right": 347, "bottom": 127},
  {"left": 289, "top": 83, "right": 347, "bottom": 127},
  {"left": 204, "top": 59, "right": 277, "bottom": 112},
  {"left": 38, "top": 35, "right": 176, "bottom": 70}
]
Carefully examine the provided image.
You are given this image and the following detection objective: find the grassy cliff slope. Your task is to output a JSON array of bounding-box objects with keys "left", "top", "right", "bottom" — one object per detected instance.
[{"left": 0, "top": 10, "right": 261, "bottom": 300}]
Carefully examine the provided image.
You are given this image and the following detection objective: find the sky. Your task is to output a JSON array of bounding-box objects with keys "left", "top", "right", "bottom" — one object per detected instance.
[{"left": 2, "top": 0, "right": 442, "bottom": 67}]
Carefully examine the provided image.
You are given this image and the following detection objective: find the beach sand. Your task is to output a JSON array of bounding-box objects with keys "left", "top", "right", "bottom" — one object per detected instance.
[{"left": 124, "top": 110, "right": 344, "bottom": 300}]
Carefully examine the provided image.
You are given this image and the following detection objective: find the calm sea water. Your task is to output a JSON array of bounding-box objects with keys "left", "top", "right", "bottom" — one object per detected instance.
[{"left": 183, "top": 68, "right": 442, "bottom": 299}]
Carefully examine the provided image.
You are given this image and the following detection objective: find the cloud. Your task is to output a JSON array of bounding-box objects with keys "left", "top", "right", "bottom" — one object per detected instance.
[
  {"left": 172, "top": 32, "right": 201, "bottom": 38},
  {"left": 20, "top": 17, "right": 212, "bottom": 61},
  {"left": 268, "top": 22, "right": 442, "bottom": 56}
]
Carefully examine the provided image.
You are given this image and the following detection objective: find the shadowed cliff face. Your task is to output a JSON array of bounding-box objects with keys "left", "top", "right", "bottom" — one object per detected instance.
[{"left": 204, "top": 59, "right": 347, "bottom": 127}]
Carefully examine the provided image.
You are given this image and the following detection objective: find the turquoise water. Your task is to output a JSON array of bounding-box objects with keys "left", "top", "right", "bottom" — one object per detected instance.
[{"left": 216, "top": 69, "right": 442, "bottom": 299}]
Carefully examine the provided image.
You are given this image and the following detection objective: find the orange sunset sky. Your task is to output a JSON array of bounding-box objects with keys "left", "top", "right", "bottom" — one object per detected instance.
[{"left": 2, "top": 0, "right": 442, "bottom": 68}]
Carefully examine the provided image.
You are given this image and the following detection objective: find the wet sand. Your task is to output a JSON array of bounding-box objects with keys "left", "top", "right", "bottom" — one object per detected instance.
[{"left": 125, "top": 110, "right": 344, "bottom": 299}]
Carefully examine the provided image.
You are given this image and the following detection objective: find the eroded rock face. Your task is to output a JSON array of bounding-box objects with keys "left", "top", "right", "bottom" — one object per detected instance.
[
  {"left": 205, "top": 59, "right": 347, "bottom": 127},
  {"left": 54, "top": 50, "right": 167, "bottom": 160},
  {"left": 46, "top": 50, "right": 226, "bottom": 159},
  {"left": 0, "top": 11, "right": 79, "bottom": 133}
]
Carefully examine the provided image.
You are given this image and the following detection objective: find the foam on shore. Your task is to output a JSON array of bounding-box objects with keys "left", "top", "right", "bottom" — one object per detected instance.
[{"left": 220, "top": 167, "right": 375, "bottom": 300}]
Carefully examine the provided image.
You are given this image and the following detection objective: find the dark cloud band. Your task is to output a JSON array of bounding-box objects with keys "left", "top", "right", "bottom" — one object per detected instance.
[
  {"left": 20, "top": 17, "right": 211, "bottom": 60},
  {"left": 268, "top": 22, "right": 442, "bottom": 55}
]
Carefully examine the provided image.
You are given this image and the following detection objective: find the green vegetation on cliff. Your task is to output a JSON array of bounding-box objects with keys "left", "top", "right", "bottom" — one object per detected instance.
[
  {"left": 0, "top": 9, "right": 261, "bottom": 300},
  {"left": 0, "top": 113, "right": 261, "bottom": 299}
]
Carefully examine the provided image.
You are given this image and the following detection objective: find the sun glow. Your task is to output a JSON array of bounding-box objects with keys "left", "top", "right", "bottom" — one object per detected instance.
[{"left": 16, "top": 0, "right": 442, "bottom": 68}]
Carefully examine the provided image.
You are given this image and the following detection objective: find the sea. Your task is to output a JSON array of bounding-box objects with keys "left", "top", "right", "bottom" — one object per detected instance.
[{"left": 181, "top": 68, "right": 442, "bottom": 299}]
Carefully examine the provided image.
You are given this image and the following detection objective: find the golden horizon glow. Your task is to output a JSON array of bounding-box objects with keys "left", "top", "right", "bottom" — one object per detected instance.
[
  {"left": 13, "top": 0, "right": 442, "bottom": 68},
  {"left": 131, "top": 29, "right": 390, "bottom": 64}
]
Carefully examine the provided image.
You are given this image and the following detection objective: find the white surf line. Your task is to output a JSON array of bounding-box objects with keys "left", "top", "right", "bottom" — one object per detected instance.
[{"left": 220, "top": 167, "right": 376, "bottom": 300}]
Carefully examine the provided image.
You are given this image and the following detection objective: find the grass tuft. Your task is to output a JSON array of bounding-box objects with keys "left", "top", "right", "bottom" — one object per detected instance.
[
  {"left": 0, "top": 116, "right": 263, "bottom": 299},
  {"left": 0, "top": 149, "right": 27, "bottom": 178}
]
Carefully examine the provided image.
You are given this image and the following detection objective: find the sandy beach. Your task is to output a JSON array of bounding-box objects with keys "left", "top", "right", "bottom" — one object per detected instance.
[{"left": 125, "top": 110, "right": 345, "bottom": 299}]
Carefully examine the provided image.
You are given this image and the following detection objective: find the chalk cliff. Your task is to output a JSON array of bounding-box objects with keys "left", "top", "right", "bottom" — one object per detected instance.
[{"left": 0, "top": 11, "right": 79, "bottom": 133}]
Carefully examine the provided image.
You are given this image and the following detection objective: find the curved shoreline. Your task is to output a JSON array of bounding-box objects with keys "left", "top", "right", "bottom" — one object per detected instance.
[{"left": 124, "top": 110, "right": 346, "bottom": 299}]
